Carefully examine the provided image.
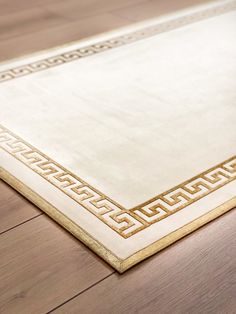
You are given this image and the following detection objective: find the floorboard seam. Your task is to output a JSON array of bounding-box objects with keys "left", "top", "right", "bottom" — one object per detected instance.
[
  {"left": 47, "top": 271, "right": 116, "bottom": 313},
  {"left": 0, "top": 213, "right": 43, "bottom": 235}
]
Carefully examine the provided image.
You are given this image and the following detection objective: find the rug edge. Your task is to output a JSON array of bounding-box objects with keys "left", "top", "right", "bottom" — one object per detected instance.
[
  {"left": 0, "top": 167, "right": 123, "bottom": 272},
  {"left": 0, "top": 0, "right": 228, "bottom": 68},
  {"left": 1, "top": 0, "right": 235, "bottom": 83},
  {"left": 120, "top": 197, "right": 236, "bottom": 272},
  {"left": 1, "top": 167, "right": 235, "bottom": 273}
]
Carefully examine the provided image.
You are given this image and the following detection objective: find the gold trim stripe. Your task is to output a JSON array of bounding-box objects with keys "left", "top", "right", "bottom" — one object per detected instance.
[
  {"left": 131, "top": 157, "right": 236, "bottom": 224},
  {"left": 0, "top": 0, "right": 236, "bottom": 83},
  {"left": 0, "top": 125, "right": 145, "bottom": 238},
  {"left": 0, "top": 169, "right": 123, "bottom": 272},
  {"left": 0, "top": 125, "right": 235, "bottom": 238},
  {"left": 1, "top": 168, "right": 235, "bottom": 273}
]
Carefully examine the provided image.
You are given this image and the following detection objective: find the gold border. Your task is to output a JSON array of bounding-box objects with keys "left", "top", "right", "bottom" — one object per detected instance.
[
  {"left": 1, "top": 168, "right": 235, "bottom": 273},
  {"left": 0, "top": 0, "right": 236, "bottom": 83},
  {"left": 1, "top": 125, "right": 235, "bottom": 238},
  {"left": 121, "top": 198, "right": 236, "bottom": 272},
  {"left": 0, "top": 0, "right": 223, "bottom": 67},
  {"left": 0, "top": 168, "right": 122, "bottom": 271}
]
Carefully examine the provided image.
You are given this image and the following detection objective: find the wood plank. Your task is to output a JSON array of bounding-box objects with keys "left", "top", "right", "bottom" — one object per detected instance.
[
  {"left": 0, "top": 214, "right": 113, "bottom": 314},
  {"left": 0, "top": 13, "right": 130, "bottom": 62},
  {"left": 0, "top": 0, "right": 214, "bottom": 62},
  {"left": 113, "top": 0, "right": 216, "bottom": 22},
  {"left": 0, "top": 0, "right": 143, "bottom": 41},
  {"left": 0, "top": 0, "right": 143, "bottom": 16},
  {"left": 44, "top": 0, "right": 147, "bottom": 20},
  {"left": 0, "top": 7, "right": 68, "bottom": 41},
  {"left": 0, "top": 0, "right": 65, "bottom": 15},
  {"left": 0, "top": 180, "right": 40, "bottom": 233},
  {"left": 53, "top": 209, "right": 236, "bottom": 314}
]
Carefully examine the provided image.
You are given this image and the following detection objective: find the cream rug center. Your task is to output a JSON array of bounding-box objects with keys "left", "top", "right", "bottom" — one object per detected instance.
[{"left": 0, "top": 0, "right": 236, "bottom": 272}]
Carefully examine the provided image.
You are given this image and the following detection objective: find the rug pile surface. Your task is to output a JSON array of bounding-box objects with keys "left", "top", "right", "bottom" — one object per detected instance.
[{"left": 0, "top": 0, "right": 236, "bottom": 272}]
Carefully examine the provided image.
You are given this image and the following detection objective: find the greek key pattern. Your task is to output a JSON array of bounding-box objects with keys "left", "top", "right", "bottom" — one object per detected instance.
[
  {"left": 0, "top": 126, "right": 145, "bottom": 238},
  {"left": 0, "top": 125, "right": 236, "bottom": 237},
  {"left": 0, "top": 0, "right": 236, "bottom": 83},
  {"left": 131, "top": 159, "right": 236, "bottom": 224}
]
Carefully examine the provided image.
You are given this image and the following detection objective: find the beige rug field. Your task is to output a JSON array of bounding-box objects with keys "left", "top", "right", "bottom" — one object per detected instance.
[{"left": 0, "top": 0, "right": 236, "bottom": 272}]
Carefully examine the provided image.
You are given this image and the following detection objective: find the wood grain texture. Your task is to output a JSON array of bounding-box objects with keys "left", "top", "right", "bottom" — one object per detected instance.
[
  {"left": 53, "top": 209, "right": 236, "bottom": 314},
  {"left": 0, "top": 180, "right": 40, "bottom": 233},
  {"left": 0, "top": 214, "right": 113, "bottom": 314},
  {"left": 43, "top": 0, "right": 147, "bottom": 20},
  {"left": 0, "top": 0, "right": 139, "bottom": 62},
  {"left": 0, "top": 13, "right": 130, "bottom": 62},
  {"left": 0, "top": 7, "right": 67, "bottom": 41},
  {"left": 0, "top": 0, "right": 217, "bottom": 62},
  {"left": 113, "top": 0, "right": 216, "bottom": 22}
]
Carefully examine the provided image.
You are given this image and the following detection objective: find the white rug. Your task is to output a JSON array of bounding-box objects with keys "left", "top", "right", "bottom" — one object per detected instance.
[{"left": 0, "top": 0, "right": 236, "bottom": 272}]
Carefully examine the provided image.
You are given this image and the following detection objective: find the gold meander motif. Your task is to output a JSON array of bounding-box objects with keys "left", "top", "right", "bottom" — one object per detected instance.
[
  {"left": 0, "top": 0, "right": 236, "bottom": 83},
  {"left": 0, "top": 125, "right": 235, "bottom": 238},
  {"left": 1, "top": 1, "right": 236, "bottom": 238}
]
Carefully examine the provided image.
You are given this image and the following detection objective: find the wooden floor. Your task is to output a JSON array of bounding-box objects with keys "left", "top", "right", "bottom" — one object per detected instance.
[{"left": 0, "top": 1, "right": 235, "bottom": 313}]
